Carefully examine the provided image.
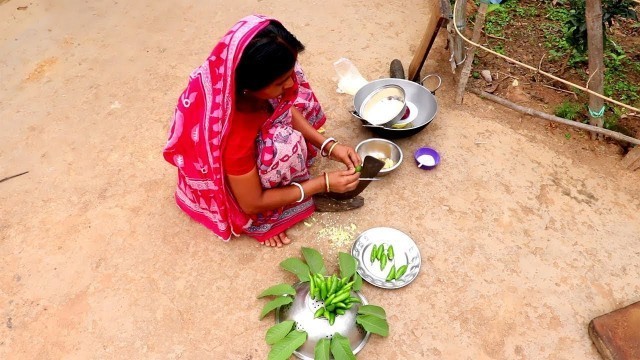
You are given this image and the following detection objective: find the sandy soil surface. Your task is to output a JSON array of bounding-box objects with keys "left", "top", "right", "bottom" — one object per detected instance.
[{"left": 1, "top": 1, "right": 639, "bottom": 359}]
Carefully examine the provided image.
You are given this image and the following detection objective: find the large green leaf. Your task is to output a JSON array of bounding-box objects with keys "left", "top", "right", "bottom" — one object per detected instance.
[
  {"left": 267, "top": 330, "right": 307, "bottom": 360},
  {"left": 338, "top": 252, "right": 357, "bottom": 279},
  {"left": 301, "top": 247, "right": 326, "bottom": 275},
  {"left": 258, "top": 284, "right": 296, "bottom": 299},
  {"left": 352, "top": 273, "right": 363, "bottom": 291},
  {"left": 260, "top": 296, "right": 293, "bottom": 320},
  {"left": 265, "top": 320, "right": 295, "bottom": 345},
  {"left": 356, "top": 314, "right": 389, "bottom": 337},
  {"left": 357, "top": 305, "right": 386, "bottom": 319},
  {"left": 330, "top": 333, "right": 356, "bottom": 360},
  {"left": 279, "top": 258, "right": 310, "bottom": 282},
  {"left": 314, "top": 338, "right": 331, "bottom": 360}
]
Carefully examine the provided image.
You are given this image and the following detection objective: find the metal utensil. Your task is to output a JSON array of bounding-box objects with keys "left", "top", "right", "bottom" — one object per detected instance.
[
  {"left": 275, "top": 282, "right": 370, "bottom": 359},
  {"left": 352, "top": 75, "right": 442, "bottom": 139},
  {"left": 358, "top": 84, "right": 407, "bottom": 127},
  {"left": 358, "top": 178, "right": 381, "bottom": 181},
  {"left": 355, "top": 138, "right": 403, "bottom": 176},
  {"left": 351, "top": 227, "right": 421, "bottom": 289}
]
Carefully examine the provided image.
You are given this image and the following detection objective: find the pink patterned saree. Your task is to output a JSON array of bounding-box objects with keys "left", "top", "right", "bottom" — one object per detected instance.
[{"left": 163, "top": 15, "right": 325, "bottom": 242}]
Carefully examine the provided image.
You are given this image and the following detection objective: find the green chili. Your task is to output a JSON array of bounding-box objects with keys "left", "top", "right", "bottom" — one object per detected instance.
[
  {"left": 370, "top": 245, "right": 378, "bottom": 263},
  {"left": 335, "top": 302, "right": 348, "bottom": 309},
  {"left": 329, "top": 276, "right": 338, "bottom": 296},
  {"left": 387, "top": 245, "right": 394, "bottom": 260},
  {"left": 377, "top": 245, "right": 385, "bottom": 261},
  {"left": 319, "top": 280, "right": 327, "bottom": 299},
  {"left": 309, "top": 274, "right": 316, "bottom": 299},
  {"left": 380, "top": 255, "right": 387, "bottom": 270},
  {"left": 386, "top": 265, "right": 397, "bottom": 281},
  {"left": 324, "top": 293, "right": 336, "bottom": 305},
  {"left": 314, "top": 307, "right": 324, "bottom": 318},
  {"left": 330, "top": 291, "right": 351, "bottom": 305},
  {"left": 395, "top": 265, "right": 408, "bottom": 279}
]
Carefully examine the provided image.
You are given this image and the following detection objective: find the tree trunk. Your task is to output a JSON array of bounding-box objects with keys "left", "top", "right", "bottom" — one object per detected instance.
[
  {"left": 454, "top": 0, "right": 468, "bottom": 66},
  {"left": 455, "top": 2, "right": 488, "bottom": 105},
  {"left": 586, "top": 0, "right": 605, "bottom": 139}
]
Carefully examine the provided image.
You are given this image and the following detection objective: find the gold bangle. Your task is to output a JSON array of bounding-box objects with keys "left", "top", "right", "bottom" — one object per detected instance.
[
  {"left": 327, "top": 141, "right": 339, "bottom": 158},
  {"left": 324, "top": 172, "right": 330, "bottom": 192}
]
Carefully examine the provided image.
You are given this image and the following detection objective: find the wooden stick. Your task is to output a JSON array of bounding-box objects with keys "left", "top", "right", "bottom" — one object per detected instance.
[
  {"left": 541, "top": 84, "right": 578, "bottom": 97},
  {"left": 0, "top": 171, "right": 29, "bottom": 184},
  {"left": 484, "top": 32, "right": 507, "bottom": 40},
  {"left": 468, "top": 88, "right": 640, "bottom": 146},
  {"left": 456, "top": 2, "right": 488, "bottom": 104},
  {"left": 497, "top": 71, "right": 518, "bottom": 79},
  {"left": 537, "top": 54, "right": 546, "bottom": 72},
  {"left": 585, "top": 65, "right": 600, "bottom": 89}
]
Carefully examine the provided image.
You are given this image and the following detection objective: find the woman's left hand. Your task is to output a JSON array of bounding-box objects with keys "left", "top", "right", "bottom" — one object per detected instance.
[{"left": 330, "top": 143, "right": 362, "bottom": 170}]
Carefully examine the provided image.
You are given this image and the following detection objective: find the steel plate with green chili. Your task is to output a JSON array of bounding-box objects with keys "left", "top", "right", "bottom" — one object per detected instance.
[{"left": 350, "top": 227, "right": 422, "bottom": 290}]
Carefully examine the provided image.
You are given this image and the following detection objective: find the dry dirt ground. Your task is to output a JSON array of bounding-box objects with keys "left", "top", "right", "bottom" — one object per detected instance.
[{"left": 1, "top": 1, "right": 639, "bottom": 359}]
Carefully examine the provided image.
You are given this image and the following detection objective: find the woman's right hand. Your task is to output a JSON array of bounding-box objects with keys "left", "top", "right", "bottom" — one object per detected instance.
[{"left": 326, "top": 169, "right": 360, "bottom": 193}]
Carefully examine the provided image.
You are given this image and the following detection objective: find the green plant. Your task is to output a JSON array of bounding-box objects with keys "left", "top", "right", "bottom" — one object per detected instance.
[
  {"left": 605, "top": 41, "right": 628, "bottom": 71},
  {"left": 258, "top": 247, "right": 389, "bottom": 360},
  {"left": 604, "top": 113, "right": 618, "bottom": 129},
  {"left": 565, "top": 0, "right": 638, "bottom": 54},
  {"left": 554, "top": 101, "right": 583, "bottom": 120},
  {"left": 547, "top": 5, "right": 571, "bottom": 22},
  {"left": 485, "top": 5, "right": 512, "bottom": 36},
  {"left": 604, "top": 71, "right": 639, "bottom": 105}
]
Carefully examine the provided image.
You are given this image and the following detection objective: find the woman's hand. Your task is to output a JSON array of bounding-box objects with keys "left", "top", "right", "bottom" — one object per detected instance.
[
  {"left": 326, "top": 169, "right": 360, "bottom": 193},
  {"left": 330, "top": 143, "right": 362, "bottom": 170}
]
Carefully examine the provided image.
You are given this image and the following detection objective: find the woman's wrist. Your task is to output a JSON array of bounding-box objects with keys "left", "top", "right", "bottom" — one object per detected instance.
[{"left": 302, "top": 176, "right": 326, "bottom": 197}]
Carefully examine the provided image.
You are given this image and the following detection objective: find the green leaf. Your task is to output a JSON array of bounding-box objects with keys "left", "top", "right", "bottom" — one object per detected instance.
[
  {"left": 301, "top": 247, "right": 326, "bottom": 275},
  {"left": 267, "top": 330, "right": 307, "bottom": 360},
  {"left": 260, "top": 296, "right": 293, "bottom": 320},
  {"left": 330, "top": 332, "right": 356, "bottom": 360},
  {"left": 487, "top": 4, "right": 501, "bottom": 13},
  {"left": 265, "top": 320, "right": 295, "bottom": 345},
  {"left": 356, "top": 314, "right": 389, "bottom": 337},
  {"left": 338, "top": 252, "right": 357, "bottom": 279},
  {"left": 357, "top": 305, "right": 386, "bottom": 319},
  {"left": 279, "top": 258, "right": 310, "bottom": 282},
  {"left": 258, "top": 284, "right": 296, "bottom": 298},
  {"left": 314, "top": 338, "right": 331, "bottom": 360},
  {"left": 352, "top": 273, "right": 363, "bottom": 292}
]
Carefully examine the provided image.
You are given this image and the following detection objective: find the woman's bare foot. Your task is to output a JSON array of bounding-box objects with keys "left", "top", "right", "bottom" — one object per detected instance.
[{"left": 263, "top": 231, "right": 292, "bottom": 248}]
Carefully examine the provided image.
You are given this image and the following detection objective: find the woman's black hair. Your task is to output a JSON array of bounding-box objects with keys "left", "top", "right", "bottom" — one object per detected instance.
[{"left": 235, "top": 21, "right": 305, "bottom": 93}]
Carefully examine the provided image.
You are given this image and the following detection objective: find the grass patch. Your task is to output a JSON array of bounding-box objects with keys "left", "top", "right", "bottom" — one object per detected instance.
[{"left": 554, "top": 101, "right": 583, "bottom": 120}]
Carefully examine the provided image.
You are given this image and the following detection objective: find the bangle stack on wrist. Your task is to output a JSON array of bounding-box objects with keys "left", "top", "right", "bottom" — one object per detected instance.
[
  {"left": 327, "top": 141, "right": 339, "bottom": 157},
  {"left": 320, "top": 137, "right": 336, "bottom": 157}
]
